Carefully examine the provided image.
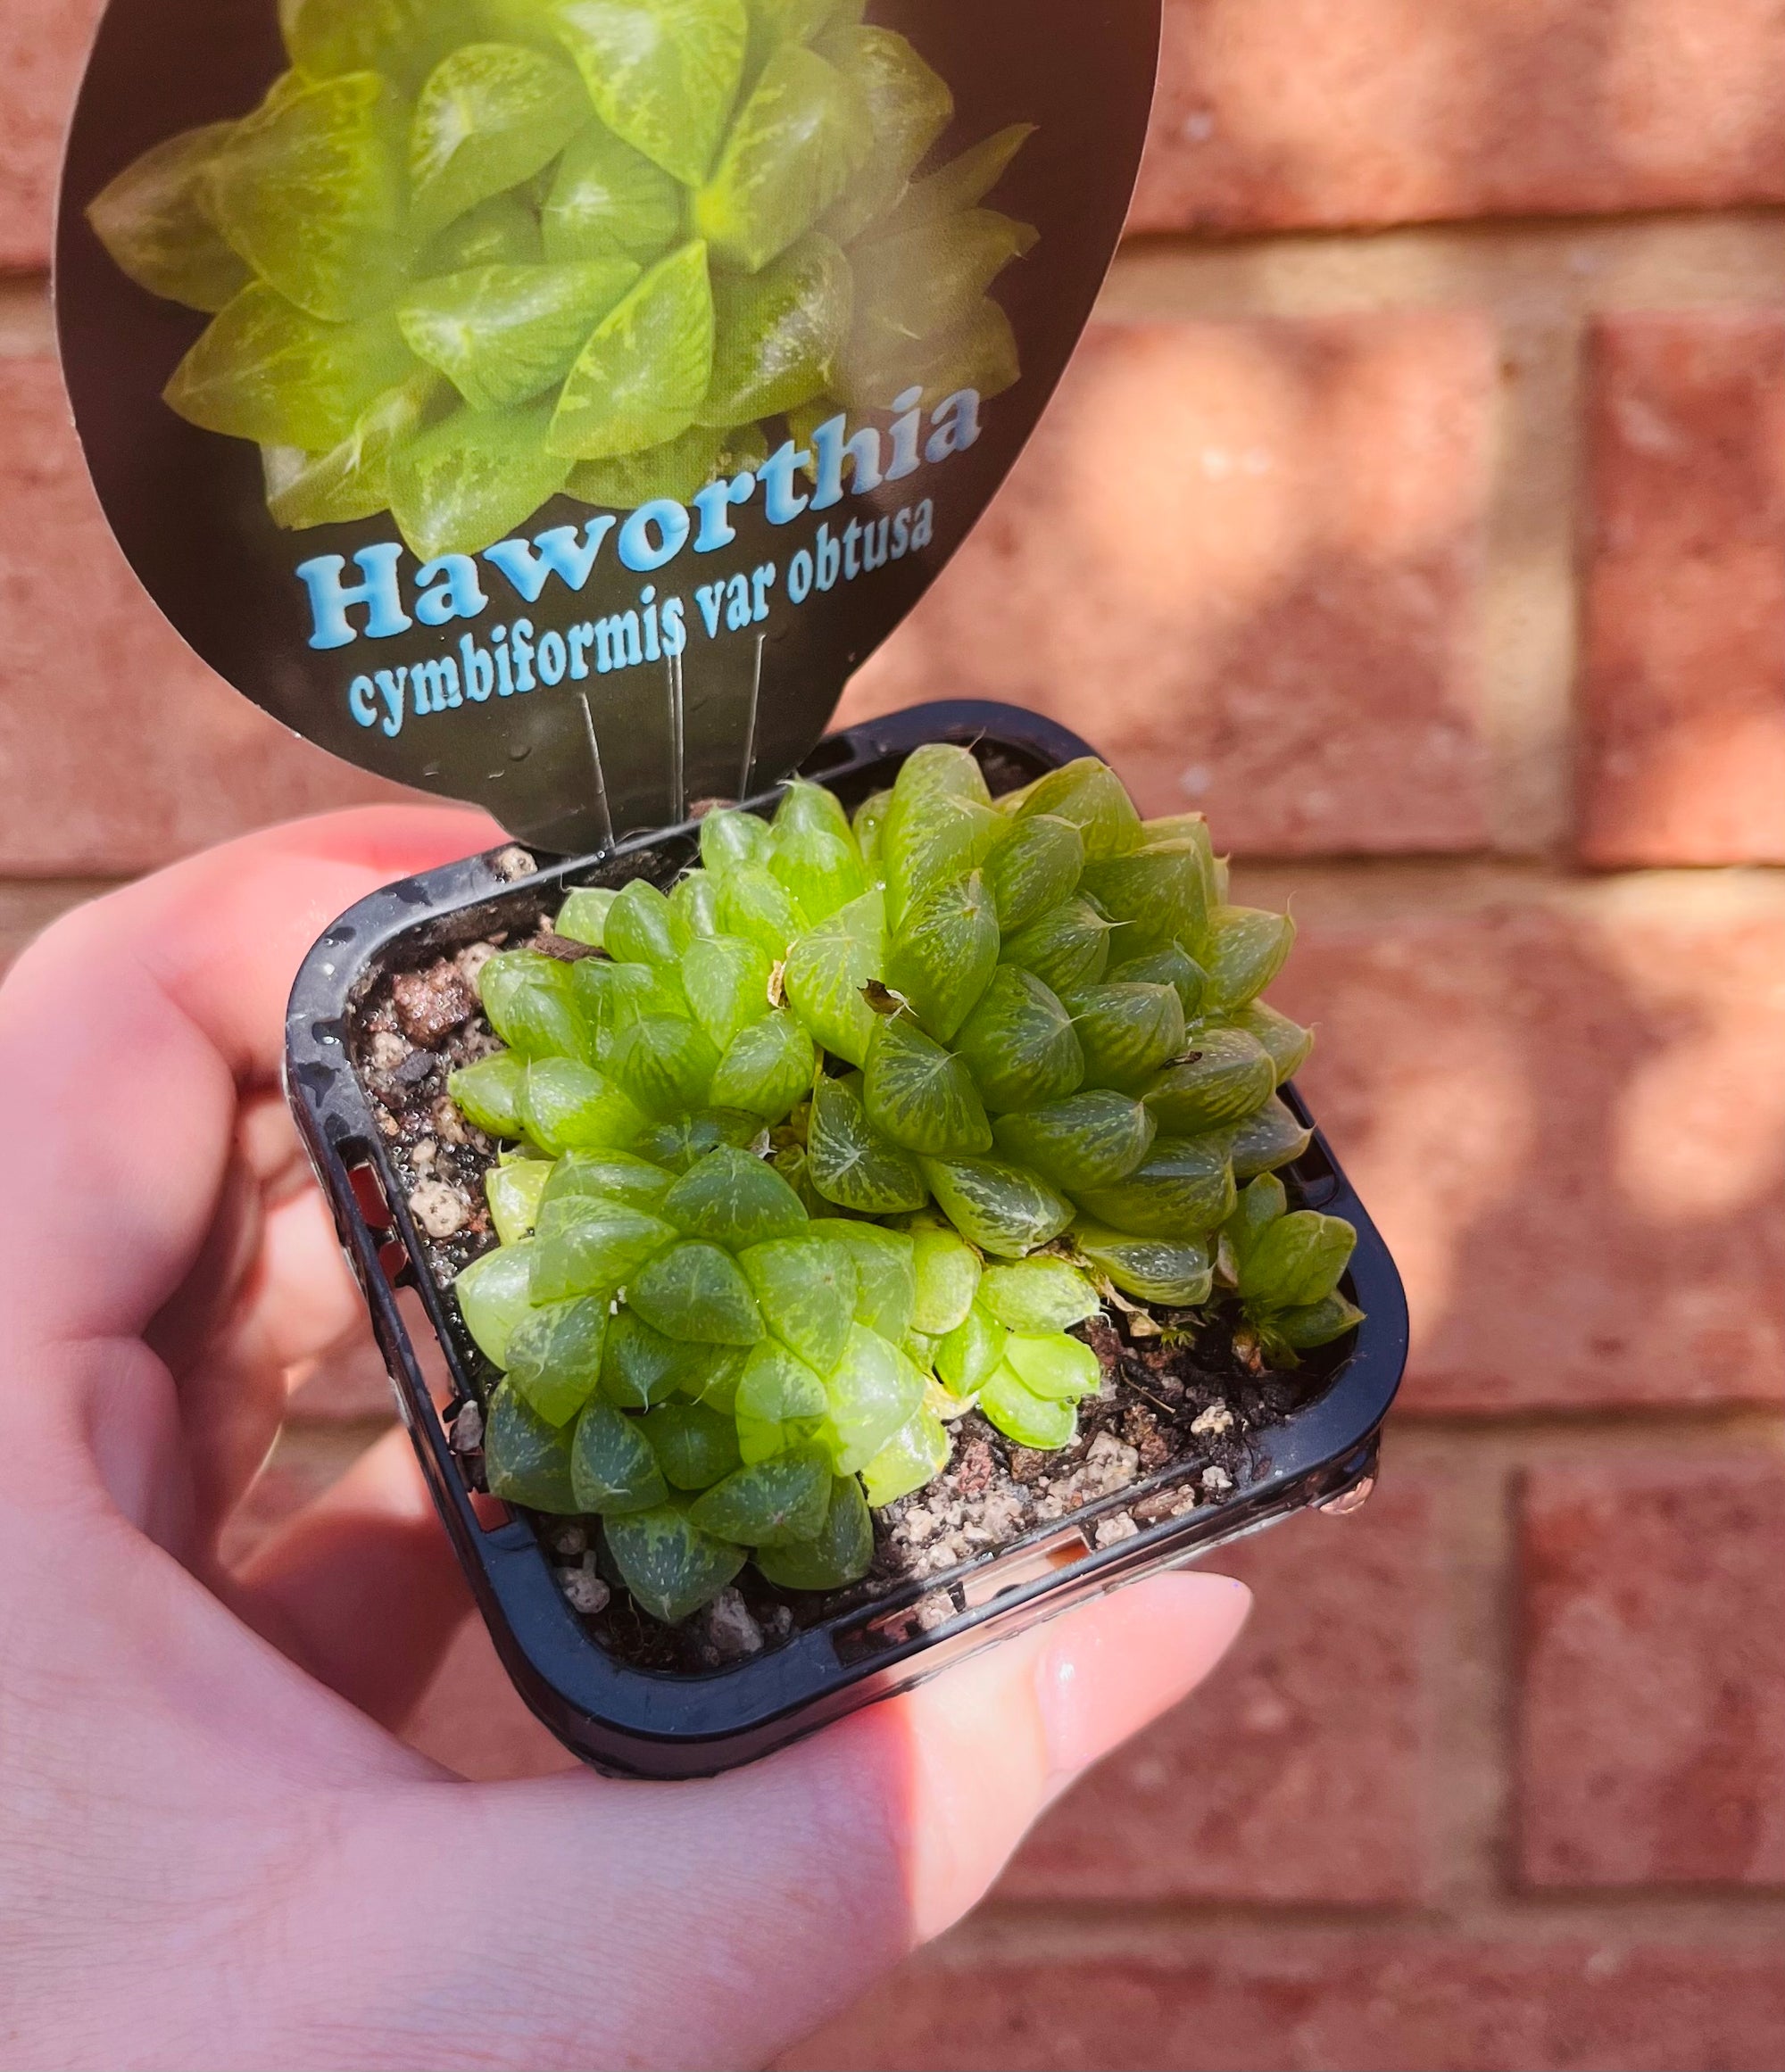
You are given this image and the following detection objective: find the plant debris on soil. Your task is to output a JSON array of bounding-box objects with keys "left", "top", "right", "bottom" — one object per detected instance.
[{"left": 347, "top": 888, "right": 1349, "bottom": 1678}]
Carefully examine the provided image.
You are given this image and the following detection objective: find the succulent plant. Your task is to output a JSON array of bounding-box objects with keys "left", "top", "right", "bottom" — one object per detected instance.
[
  {"left": 444, "top": 750, "right": 1358, "bottom": 1624},
  {"left": 87, "top": 0, "right": 1039, "bottom": 559}
]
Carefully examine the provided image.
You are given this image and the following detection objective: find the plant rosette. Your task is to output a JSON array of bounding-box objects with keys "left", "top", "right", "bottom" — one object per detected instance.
[{"left": 437, "top": 748, "right": 1362, "bottom": 1629}]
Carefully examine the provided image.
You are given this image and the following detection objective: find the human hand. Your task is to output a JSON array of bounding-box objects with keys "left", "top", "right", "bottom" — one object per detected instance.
[{"left": 0, "top": 808, "right": 1250, "bottom": 2071}]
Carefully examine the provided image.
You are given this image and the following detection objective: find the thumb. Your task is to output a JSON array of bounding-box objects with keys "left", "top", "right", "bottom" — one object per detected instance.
[{"left": 345, "top": 1570, "right": 1250, "bottom": 2072}]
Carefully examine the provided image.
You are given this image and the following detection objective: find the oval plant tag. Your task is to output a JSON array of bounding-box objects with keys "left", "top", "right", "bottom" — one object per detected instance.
[{"left": 57, "top": 0, "right": 1160, "bottom": 852}]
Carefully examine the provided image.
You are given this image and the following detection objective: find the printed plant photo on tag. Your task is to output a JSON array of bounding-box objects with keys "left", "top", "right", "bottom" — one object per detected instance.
[{"left": 87, "top": 0, "right": 1042, "bottom": 563}]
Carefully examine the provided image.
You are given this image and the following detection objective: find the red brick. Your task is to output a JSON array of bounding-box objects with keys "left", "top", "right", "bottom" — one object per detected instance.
[
  {"left": 842, "top": 313, "right": 1495, "bottom": 857},
  {"left": 1521, "top": 1459, "right": 1785, "bottom": 1888},
  {"left": 1579, "top": 313, "right": 1785, "bottom": 866},
  {"left": 1004, "top": 1479, "right": 1431, "bottom": 1904},
  {"left": 1273, "top": 882, "right": 1785, "bottom": 1412},
  {"left": 0, "top": 357, "right": 415, "bottom": 875},
  {"left": 1133, "top": 0, "right": 1785, "bottom": 237},
  {"left": 781, "top": 1935, "right": 1785, "bottom": 2072},
  {"left": 0, "top": 0, "right": 101, "bottom": 270}
]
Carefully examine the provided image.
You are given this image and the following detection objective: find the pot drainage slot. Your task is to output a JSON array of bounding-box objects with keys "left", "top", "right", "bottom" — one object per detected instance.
[
  {"left": 835, "top": 1529, "right": 1092, "bottom": 1662},
  {"left": 342, "top": 1158, "right": 414, "bottom": 1290},
  {"left": 960, "top": 1527, "right": 1091, "bottom": 1607}
]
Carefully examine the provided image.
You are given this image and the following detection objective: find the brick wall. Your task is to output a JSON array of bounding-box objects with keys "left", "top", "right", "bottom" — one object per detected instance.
[{"left": 8, "top": 3, "right": 1785, "bottom": 2065}]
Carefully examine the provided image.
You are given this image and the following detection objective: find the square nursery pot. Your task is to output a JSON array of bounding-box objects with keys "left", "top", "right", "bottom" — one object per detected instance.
[{"left": 285, "top": 698, "right": 1409, "bottom": 1779}]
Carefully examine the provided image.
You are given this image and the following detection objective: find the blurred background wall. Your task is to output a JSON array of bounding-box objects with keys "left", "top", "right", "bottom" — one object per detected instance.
[{"left": 7, "top": 3, "right": 1785, "bottom": 2066}]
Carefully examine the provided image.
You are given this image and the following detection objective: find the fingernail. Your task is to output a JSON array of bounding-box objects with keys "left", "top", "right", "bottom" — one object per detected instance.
[{"left": 1035, "top": 1572, "right": 1252, "bottom": 1786}]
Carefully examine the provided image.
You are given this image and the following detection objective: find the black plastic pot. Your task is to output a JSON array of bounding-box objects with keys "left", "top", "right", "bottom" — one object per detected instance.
[{"left": 285, "top": 700, "right": 1408, "bottom": 1778}]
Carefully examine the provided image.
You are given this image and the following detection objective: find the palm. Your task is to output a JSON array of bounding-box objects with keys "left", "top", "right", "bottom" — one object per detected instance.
[{"left": 0, "top": 808, "right": 1246, "bottom": 2071}]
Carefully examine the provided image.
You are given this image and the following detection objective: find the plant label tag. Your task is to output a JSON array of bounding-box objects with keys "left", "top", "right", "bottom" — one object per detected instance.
[{"left": 58, "top": 0, "right": 1160, "bottom": 852}]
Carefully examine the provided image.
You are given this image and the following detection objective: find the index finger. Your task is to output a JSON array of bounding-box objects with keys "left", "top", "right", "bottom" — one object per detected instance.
[{"left": 0, "top": 805, "right": 499, "bottom": 1357}]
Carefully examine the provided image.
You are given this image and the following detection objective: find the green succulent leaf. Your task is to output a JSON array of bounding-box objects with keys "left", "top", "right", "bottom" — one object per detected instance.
[
  {"left": 454, "top": 1239, "right": 536, "bottom": 1366},
  {"left": 977, "top": 1363, "right": 1075, "bottom": 1450},
  {"left": 739, "top": 1233, "right": 858, "bottom": 1372},
  {"left": 1143, "top": 1027, "right": 1275, "bottom": 1135},
  {"left": 264, "top": 371, "right": 446, "bottom": 532},
  {"left": 859, "top": 1400, "right": 951, "bottom": 1507},
  {"left": 682, "top": 933, "right": 775, "bottom": 1049},
  {"left": 635, "top": 1106, "right": 763, "bottom": 1173},
  {"left": 387, "top": 398, "right": 572, "bottom": 560},
  {"left": 1272, "top": 1293, "right": 1366, "bottom": 1351},
  {"left": 1002, "top": 758, "right": 1139, "bottom": 857},
  {"left": 409, "top": 43, "right": 590, "bottom": 242},
  {"left": 568, "top": 419, "right": 767, "bottom": 507},
  {"left": 520, "top": 1057, "right": 650, "bottom": 1156},
  {"left": 484, "top": 1380, "right": 579, "bottom": 1512},
  {"left": 992, "top": 1090, "right": 1157, "bottom": 1192},
  {"left": 1230, "top": 1095, "right": 1314, "bottom": 1181},
  {"left": 604, "top": 1503, "right": 746, "bottom": 1624},
  {"left": 881, "top": 761, "right": 1001, "bottom": 922},
  {"left": 999, "top": 896, "right": 1116, "bottom": 998},
  {"left": 548, "top": 239, "right": 716, "bottom": 460},
  {"left": 486, "top": 1156, "right": 552, "bottom": 1244},
  {"left": 1232, "top": 999, "right": 1316, "bottom": 1085},
  {"left": 1107, "top": 943, "right": 1208, "bottom": 1022},
  {"left": 503, "top": 1295, "right": 609, "bottom": 1424},
  {"left": 806, "top": 1073, "right": 930, "bottom": 1214},
  {"left": 480, "top": 949, "right": 590, "bottom": 1060},
  {"left": 669, "top": 869, "right": 725, "bottom": 945},
  {"left": 1238, "top": 1210, "right": 1357, "bottom": 1312},
  {"left": 208, "top": 72, "right": 410, "bottom": 320},
  {"left": 1069, "top": 982, "right": 1187, "bottom": 1096},
  {"left": 641, "top": 1400, "right": 742, "bottom": 1489},
  {"left": 1073, "top": 1223, "right": 1213, "bottom": 1307},
  {"left": 602, "top": 878, "right": 682, "bottom": 966},
  {"left": 554, "top": 886, "right": 618, "bottom": 948},
  {"left": 543, "top": 117, "right": 686, "bottom": 262},
  {"left": 813, "top": 1218, "right": 917, "bottom": 1342},
  {"left": 752, "top": 1474, "right": 872, "bottom": 1589},
  {"left": 851, "top": 207, "right": 1037, "bottom": 356},
  {"left": 884, "top": 870, "right": 1000, "bottom": 1044},
  {"left": 600, "top": 1306, "right": 715, "bottom": 1408},
  {"left": 864, "top": 1014, "right": 992, "bottom": 1158},
  {"left": 775, "top": 778, "right": 855, "bottom": 844},
  {"left": 909, "top": 1226, "right": 981, "bottom": 1336},
  {"left": 1003, "top": 1331, "right": 1102, "bottom": 1403},
  {"left": 1073, "top": 1134, "right": 1237, "bottom": 1240},
  {"left": 693, "top": 42, "right": 869, "bottom": 270},
  {"left": 629, "top": 1239, "right": 766, "bottom": 1344},
  {"left": 87, "top": 122, "right": 251, "bottom": 312},
  {"left": 545, "top": 0, "right": 748, "bottom": 189},
  {"left": 984, "top": 813, "right": 1084, "bottom": 934},
  {"left": 713, "top": 864, "right": 809, "bottom": 958},
  {"left": 690, "top": 1446, "right": 832, "bottom": 1545},
  {"left": 1200, "top": 906, "right": 1297, "bottom": 1014},
  {"left": 571, "top": 1397, "right": 668, "bottom": 1513},
  {"left": 822, "top": 1322, "right": 926, "bottom": 1473},
  {"left": 934, "top": 1302, "right": 1007, "bottom": 1398},
  {"left": 837, "top": 292, "right": 1020, "bottom": 415},
  {"left": 876, "top": 120, "right": 1035, "bottom": 235},
  {"left": 698, "top": 231, "right": 852, "bottom": 424},
  {"left": 700, "top": 804, "right": 774, "bottom": 874},
  {"left": 770, "top": 826, "right": 868, "bottom": 926},
  {"left": 569, "top": 956, "right": 681, "bottom": 1056},
  {"left": 783, "top": 888, "right": 886, "bottom": 1068},
  {"left": 976, "top": 1259, "right": 1101, "bottom": 1335},
  {"left": 662, "top": 1143, "right": 809, "bottom": 1246},
  {"left": 610, "top": 1015, "right": 721, "bottom": 1117},
  {"left": 918, "top": 1155, "right": 1074, "bottom": 1260},
  {"left": 424, "top": 189, "right": 544, "bottom": 273},
  {"left": 818, "top": 25, "right": 952, "bottom": 243},
  {"left": 529, "top": 1198, "right": 677, "bottom": 1301},
  {"left": 953, "top": 966, "right": 1083, "bottom": 1114},
  {"left": 710, "top": 1012, "right": 817, "bottom": 1122},
  {"left": 449, "top": 1053, "right": 528, "bottom": 1138},
  {"left": 165, "top": 285, "right": 415, "bottom": 451},
  {"left": 1082, "top": 839, "right": 1210, "bottom": 957},
  {"left": 1225, "top": 1173, "right": 1287, "bottom": 1271}
]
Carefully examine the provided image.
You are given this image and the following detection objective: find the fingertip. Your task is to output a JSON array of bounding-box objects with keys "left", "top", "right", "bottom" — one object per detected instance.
[{"left": 1035, "top": 1571, "right": 1251, "bottom": 1786}]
